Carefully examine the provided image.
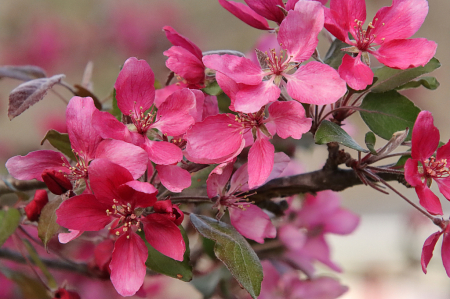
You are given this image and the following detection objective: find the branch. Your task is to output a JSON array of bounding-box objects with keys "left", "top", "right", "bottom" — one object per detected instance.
[{"left": 0, "top": 177, "right": 46, "bottom": 196}]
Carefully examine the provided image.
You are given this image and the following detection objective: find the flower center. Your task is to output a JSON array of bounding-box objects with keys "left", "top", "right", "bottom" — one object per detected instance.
[
  {"left": 129, "top": 103, "right": 156, "bottom": 134},
  {"left": 423, "top": 157, "right": 450, "bottom": 178},
  {"left": 264, "top": 49, "right": 296, "bottom": 86},
  {"left": 107, "top": 199, "right": 141, "bottom": 237},
  {"left": 61, "top": 152, "right": 88, "bottom": 181},
  {"left": 353, "top": 18, "right": 385, "bottom": 51}
]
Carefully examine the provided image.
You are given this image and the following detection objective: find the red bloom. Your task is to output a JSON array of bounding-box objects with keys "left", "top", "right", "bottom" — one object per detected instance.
[
  {"left": 421, "top": 219, "right": 450, "bottom": 277},
  {"left": 404, "top": 111, "right": 450, "bottom": 215},
  {"left": 324, "top": 0, "right": 437, "bottom": 90}
]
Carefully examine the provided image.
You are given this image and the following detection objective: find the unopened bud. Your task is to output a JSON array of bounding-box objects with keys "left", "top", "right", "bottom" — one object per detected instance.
[
  {"left": 42, "top": 169, "right": 72, "bottom": 195},
  {"left": 52, "top": 288, "right": 81, "bottom": 299},
  {"left": 25, "top": 190, "right": 48, "bottom": 222}
]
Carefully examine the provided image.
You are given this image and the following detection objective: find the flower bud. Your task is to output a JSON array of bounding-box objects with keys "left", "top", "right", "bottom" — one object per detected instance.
[
  {"left": 42, "top": 169, "right": 72, "bottom": 195},
  {"left": 24, "top": 190, "right": 48, "bottom": 222},
  {"left": 52, "top": 288, "right": 81, "bottom": 299},
  {"left": 154, "top": 199, "right": 184, "bottom": 226}
]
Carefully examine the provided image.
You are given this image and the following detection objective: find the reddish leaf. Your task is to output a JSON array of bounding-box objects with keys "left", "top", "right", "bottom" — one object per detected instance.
[
  {"left": 0, "top": 65, "right": 47, "bottom": 81},
  {"left": 8, "top": 74, "right": 65, "bottom": 120}
]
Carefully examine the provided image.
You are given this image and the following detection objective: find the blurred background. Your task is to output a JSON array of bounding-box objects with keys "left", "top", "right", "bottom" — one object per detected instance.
[{"left": 0, "top": 0, "right": 449, "bottom": 298}]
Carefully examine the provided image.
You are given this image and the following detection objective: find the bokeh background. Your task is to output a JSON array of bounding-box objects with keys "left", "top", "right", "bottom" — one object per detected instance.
[{"left": 0, "top": 0, "right": 449, "bottom": 298}]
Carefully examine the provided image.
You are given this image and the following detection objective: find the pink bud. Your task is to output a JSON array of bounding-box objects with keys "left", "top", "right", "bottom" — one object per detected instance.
[
  {"left": 154, "top": 199, "right": 184, "bottom": 226},
  {"left": 42, "top": 169, "right": 72, "bottom": 195},
  {"left": 24, "top": 190, "right": 48, "bottom": 222},
  {"left": 53, "top": 288, "right": 81, "bottom": 299}
]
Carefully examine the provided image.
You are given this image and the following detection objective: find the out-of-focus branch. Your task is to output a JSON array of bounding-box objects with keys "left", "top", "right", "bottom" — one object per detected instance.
[{"left": 0, "top": 177, "right": 46, "bottom": 196}]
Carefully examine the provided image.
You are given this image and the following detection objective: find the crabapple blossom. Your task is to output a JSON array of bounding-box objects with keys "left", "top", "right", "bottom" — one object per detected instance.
[
  {"left": 324, "top": 0, "right": 437, "bottom": 90},
  {"left": 421, "top": 218, "right": 450, "bottom": 277}
]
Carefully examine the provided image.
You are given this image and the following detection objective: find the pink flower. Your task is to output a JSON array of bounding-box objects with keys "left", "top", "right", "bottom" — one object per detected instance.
[
  {"left": 324, "top": 0, "right": 437, "bottom": 90},
  {"left": 204, "top": 1, "right": 346, "bottom": 113},
  {"left": 6, "top": 97, "right": 148, "bottom": 189},
  {"left": 404, "top": 111, "right": 450, "bottom": 216},
  {"left": 56, "top": 159, "right": 185, "bottom": 296},
  {"left": 206, "top": 158, "right": 287, "bottom": 243},
  {"left": 279, "top": 191, "right": 360, "bottom": 275},
  {"left": 421, "top": 218, "right": 450, "bottom": 277},
  {"left": 186, "top": 101, "right": 311, "bottom": 188},
  {"left": 259, "top": 261, "right": 348, "bottom": 299}
]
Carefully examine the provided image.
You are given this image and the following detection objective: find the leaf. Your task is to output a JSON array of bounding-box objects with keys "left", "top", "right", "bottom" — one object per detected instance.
[
  {"left": 38, "top": 197, "right": 63, "bottom": 251},
  {"left": 365, "top": 132, "right": 377, "bottom": 155},
  {"left": 369, "top": 57, "right": 440, "bottom": 93},
  {"left": 143, "top": 226, "right": 192, "bottom": 282},
  {"left": 0, "top": 208, "right": 21, "bottom": 247},
  {"left": 74, "top": 84, "right": 102, "bottom": 110},
  {"left": 22, "top": 239, "right": 58, "bottom": 289},
  {"left": 0, "top": 65, "right": 47, "bottom": 81},
  {"left": 395, "top": 154, "right": 411, "bottom": 168},
  {"left": 315, "top": 120, "right": 368, "bottom": 152},
  {"left": 191, "top": 266, "right": 231, "bottom": 298},
  {"left": 41, "top": 130, "right": 76, "bottom": 161},
  {"left": 190, "top": 214, "right": 263, "bottom": 299},
  {"left": 395, "top": 76, "right": 440, "bottom": 91},
  {"left": 110, "top": 89, "right": 122, "bottom": 121},
  {"left": 323, "top": 39, "right": 349, "bottom": 70},
  {"left": 202, "top": 80, "right": 222, "bottom": 96},
  {"left": 360, "top": 90, "right": 420, "bottom": 141},
  {"left": 0, "top": 268, "right": 48, "bottom": 299},
  {"left": 365, "top": 129, "right": 409, "bottom": 164},
  {"left": 8, "top": 74, "right": 65, "bottom": 120}
]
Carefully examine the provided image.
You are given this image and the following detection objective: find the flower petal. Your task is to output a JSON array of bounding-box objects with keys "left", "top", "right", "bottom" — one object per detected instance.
[
  {"left": 143, "top": 213, "right": 185, "bottom": 261},
  {"left": 411, "top": 111, "right": 439, "bottom": 161},
  {"left": 207, "top": 160, "right": 235, "bottom": 198},
  {"left": 115, "top": 57, "right": 155, "bottom": 116},
  {"left": 229, "top": 204, "right": 276, "bottom": 243},
  {"left": 117, "top": 180, "right": 158, "bottom": 208},
  {"left": 442, "top": 232, "right": 450, "bottom": 277},
  {"left": 287, "top": 61, "right": 347, "bottom": 103},
  {"left": 337, "top": 54, "right": 373, "bottom": 90},
  {"left": 156, "top": 164, "right": 192, "bottom": 193},
  {"left": 267, "top": 101, "right": 312, "bottom": 139},
  {"left": 110, "top": 233, "right": 148, "bottom": 296},
  {"left": 218, "top": 0, "right": 273, "bottom": 30},
  {"left": 325, "top": 0, "right": 366, "bottom": 42},
  {"left": 143, "top": 139, "right": 183, "bottom": 165},
  {"left": 203, "top": 54, "right": 263, "bottom": 85},
  {"left": 416, "top": 184, "right": 443, "bottom": 216},
  {"left": 372, "top": 38, "right": 437, "bottom": 69},
  {"left": 163, "top": 46, "right": 205, "bottom": 84},
  {"left": 421, "top": 231, "right": 442, "bottom": 274},
  {"left": 163, "top": 26, "right": 203, "bottom": 60},
  {"left": 245, "top": 0, "right": 285, "bottom": 24},
  {"left": 248, "top": 134, "right": 274, "bottom": 189},
  {"left": 279, "top": 2, "right": 323, "bottom": 62},
  {"left": 235, "top": 80, "right": 280, "bottom": 113}
]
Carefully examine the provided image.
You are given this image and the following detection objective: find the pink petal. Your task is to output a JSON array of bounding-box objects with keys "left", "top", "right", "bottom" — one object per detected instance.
[
  {"left": 88, "top": 159, "right": 134, "bottom": 205},
  {"left": 235, "top": 79, "right": 280, "bottom": 113},
  {"left": 207, "top": 160, "right": 235, "bottom": 198},
  {"left": 190, "top": 89, "right": 205, "bottom": 123},
  {"left": 302, "top": 236, "right": 342, "bottom": 272},
  {"left": 436, "top": 177, "right": 450, "bottom": 202},
  {"left": 404, "top": 159, "right": 424, "bottom": 187},
  {"left": 411, "top": 111, "right": 439, "bottom": 161},
  {"left": 6, "top": 150, "right": 69, "bottom": 181},
  {"left": 324, "top": 209, "right": 360, "bottom": 235},
  {"left": 442, "top": 232, "right": 450, "bottom": 277},
  {"left": 215, "top": 72, "right": 241, "bottom": 111},
  {"left": 156, "top": 164, "right": 192, "bottom": 193},
  {"left": 56, "top": 194, "right": 112, "bottom": 231},
  {"left": 151, "top": 88, "right": 195, "bottom": 136},
  {"left": 143, "top": 139, "right": 183, "bottom": 165},
  {"left": 154, "top": 84, "right": 181, "bottom": 108},
  {"left": 115, "top": 57, "right": 155, "bottom": 116},
  {"left": 163, "top": 46, "right": 205, "bottom": 84},
  {"left": 325, "top": 0, "right": 366, "bottom": 42},
  {"left": 263, "top": 152, "right": 291, "bottom": 184},
  {"left": 229, "top": 162, "right": 250, "bottom": 193},
  {"left": 185, "top": 114, "right": 245, "bottom": 164},
  {"left": 337, "top": 54, "right": 373, "bottom": 90},
  {"left": 289, "top": 277, "right": 348, "bottom": 299},
  {"left": 416, "top": 184, "right": 443, "bottom": 216},
  {"left": 94, "top": 139, "right": 148, "bottom": 179},
  {"left": 110, "top": 233, "right": 148, "bottom": 297},
  {"left": 143, "top": 213, "right": 185, "bottom": 261},
  {"left": 278, "top": 225, "right": 306, "bottom": 251},
  {"left": 248, "top": 134, "right": 274, "bottom": 189},
  {"left": 245, "top": 0, "right": 285, "bottom": 24},
  {"left": 260, "top": 261, "right": 281, "bottom": 296},
  {"left": 437, "top": 140, "right": 450, "bottom": 161},
  {"left": 203, "top": 94, "right": 220, "bottom": 120},
  {"left": 163, "top": 26, "right": 203, "bottom": 60},
  {"left": 286, "top": 61, "right": 347, "bottom": 104},
  {"left": 373, "top": 38, "right": 437, "bottom": 69},
  {"left": 267, "top": 101, "right": 312, "bottom": 139},
  {"left": 92, "top": 110, "right": 134, "bottom": 143},
  {"left": 203, "top": 54, "right": 263, "bottom": 85},
  {"left": 278, "top": 2, "right": 323, "bottom": 62},
  {"left": 66, "top": 96, "right": 103, "bottom": 161},
  {"left": 94, "top": 239, "right": 114, "bottom": 273},
  {"left": 372, "top": 0, "right": 429, "bottom": 43},
  {"left": 218, "top": 0, "right": 273, "bottom": 30},
  {"left": 229, "top": 204, "right": 276, "bottom": 243},
  {"left": 117, "top": 181, "right": 158, "bottom": 208},
  {"left": 58, "top": 230, "right": 82, "bottom": 244},
  {"left": 421, "top": 231, "right": 442, "bottom": 274}
]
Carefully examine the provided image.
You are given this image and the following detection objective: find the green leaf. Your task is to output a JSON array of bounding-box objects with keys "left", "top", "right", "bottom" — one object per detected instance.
[
  {"left": 395, "top": 154, "right": 411, "bottom": 168},
  {"left": 369, "top": 57, "right": 440, "bottom": 93},
  {"left": 74, "top": 84, "right": 102, "bottom": 110},
  {"left": 323, "top": 39, "right": 348, "bottom": 70},
  {"left": 395, "top": 76, "right": 440, "bottom": 91},
  {"left": 40, "top": 130, "right": 76, "bottom": 161},
  {"left": 365, "top": 132, "right": 377, "bottom": 155},
  {"left": 0, "top": 268, "right": 49, "bottom": 298},
  {"left": 202, "top": 80, "right": 222, "bottom": 96},
  {"left": 190, "top": 214, "right": 263, "bottom": 299},
  {"left": 110, "top": 89, "right": 122, "bottom": 121},
  {"left": 143, "top": 226, "right": 192, "bottom": 281},
  {"left": 360, "top": 90, "right": 420, "bottom": 141},
  {"left": 38, "top": 197, "right": 63, "bottom": 251},
  {"left": 0, "top": 208, "right": 21, "bottom": 247},
  {"left": 191, "top": 266, "right": 230, "bottom": 298},
  {"left": 22, "top": 239, "right": 57, "bottom": 289},
  {"left": 315, "top": 120, "right": 368, "bottom": 152}
]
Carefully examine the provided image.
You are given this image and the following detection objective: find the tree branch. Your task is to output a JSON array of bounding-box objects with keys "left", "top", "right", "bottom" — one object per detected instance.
[{"left": 0, "top": 177, "right": 46, "bottom": 196}]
